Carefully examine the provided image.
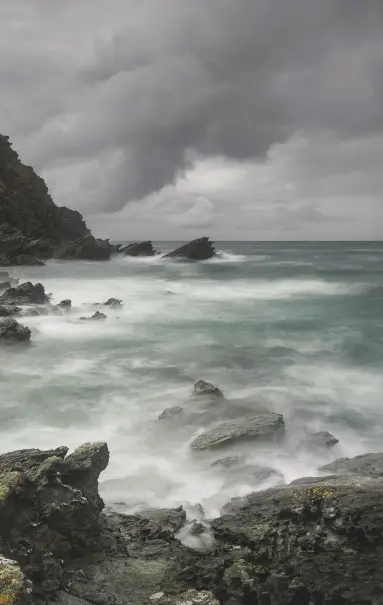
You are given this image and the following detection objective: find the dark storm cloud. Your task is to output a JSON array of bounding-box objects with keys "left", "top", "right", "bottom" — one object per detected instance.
[{"left": 2, "top": 0, "right": 382, "bottom": 215}]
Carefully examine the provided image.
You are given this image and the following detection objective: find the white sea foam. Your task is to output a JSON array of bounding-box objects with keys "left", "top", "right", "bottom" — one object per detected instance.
[{"left": 1, "top": 243, "right": 382, "bottom": 517}]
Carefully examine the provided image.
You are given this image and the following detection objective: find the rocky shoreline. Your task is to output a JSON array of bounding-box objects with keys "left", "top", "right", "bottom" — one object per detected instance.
[
  {"left": 1, "top": 280, "right": 382, "bottom": 602},
  {"left": 0, "top": 135, "right": 216, "bottom": 265},
  {"left": 1, "top": 440, "right": 383, "bottom": 605}
]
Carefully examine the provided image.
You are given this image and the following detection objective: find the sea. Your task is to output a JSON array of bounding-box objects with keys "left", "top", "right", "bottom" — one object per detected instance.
[{"left": 1, "top": 241, "right": 383, "bottom": 519}]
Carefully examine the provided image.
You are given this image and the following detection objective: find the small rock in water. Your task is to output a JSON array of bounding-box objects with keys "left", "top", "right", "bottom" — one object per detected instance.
[
  {"left": 158, "top": 406, "right": 184, "bottom": 420},
  {"left": 0, "top": 318, "right": 31, "bottom": 343},
  {"left": 80, "top": 311, "right": 107, "bottom": 321},
  {"left": 95, "top": 298, "right": 123, "bottom": 308},
  {"left": 191, "top": 413, "right": 285, "bottom": 450},
  {"left": 57, "top": 299, "right": 72, "bottom": 310},
  {"left": 211, "top": 455, "right": 246, "bottom": 469},
  {"left": 193, "top": 380, "right": 223, "bottom": 398},
  {"left": 305, "top": 430, "right": 339, "bottom": 449}
]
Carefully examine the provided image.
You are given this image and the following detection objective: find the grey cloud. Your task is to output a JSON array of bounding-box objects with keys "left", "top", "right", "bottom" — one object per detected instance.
[{"left": 2, "top": 0, "right": 382, "bottom": 216}]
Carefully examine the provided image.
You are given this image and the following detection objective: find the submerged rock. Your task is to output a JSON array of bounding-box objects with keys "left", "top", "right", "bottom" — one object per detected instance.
[
  {"left": 0, "top": 282, "right": 49, "bottom": 306},
  {"left": 0, "top": 318, "right": 31, "bottom": 343},
  {"left": 158, "top": 406, "right": 184, "bottom": 420},
  {"left": 191, "top": 413, "right": 285, "bottom": 450},
  {"left": 163, "top": 237, "right": 216, "bottom": 261},
  {"left": 211, "top": 455, "right": 245, "bottom": 469},
  {"left": 120, "top": 241, "right": 157, "bottom": 256},
  {"left": 193, "top": 380, "right": 223, "bottom": 398},
  {"left": 80, "top": 311, "right": 107, "bottom": 321}
]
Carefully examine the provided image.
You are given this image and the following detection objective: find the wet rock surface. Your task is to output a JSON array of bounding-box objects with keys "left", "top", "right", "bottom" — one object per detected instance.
[
  {"left": 120, "top": 241, "right": 157, "bottom": 256},
  {"left": 190, "top": 413, "right": 285, "bottom": 450},
  {"left": 158, "top": 406, "right": 184, "bottom": 420},
  {"left": 2, "top": 443, "right": 383, "bottom": 605},
  {"left": 164, "top": 238, "right": 216, "bottom": 261}
]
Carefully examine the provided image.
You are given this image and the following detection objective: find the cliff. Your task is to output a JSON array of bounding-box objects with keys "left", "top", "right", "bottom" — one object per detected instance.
[{"left": 0, "top": 135, "right": 111, "bottom": 263}]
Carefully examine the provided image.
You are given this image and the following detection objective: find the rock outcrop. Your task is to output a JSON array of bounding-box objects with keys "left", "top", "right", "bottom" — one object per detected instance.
[
  {"left": 0, "top": 318, "right": 31, "bottom": 343},
  {"left": 120, "top": 241, "right": 157, "bottom": 256},
  {"left": 1, "top": 443, "right": 383, "bottom": 604},
  {"left": 190, "top": 413, "right": 285, "bottom": 450},
  {"left": 54, "top": 235, "right": 112, "bottom": 261},
  {"left": 0, "top": 282, "right": 49, "bottom": 306},
  {"left": 0, "top": 135, "right": 108, "bottom": 264},
  {"left": 164, "top": 237, "right": 216, "bottom": 261}
]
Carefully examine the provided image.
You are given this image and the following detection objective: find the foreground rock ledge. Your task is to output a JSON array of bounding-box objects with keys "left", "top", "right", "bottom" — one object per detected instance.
[{"left": 2, "top": 443, "right": 383, "bottom": 604}]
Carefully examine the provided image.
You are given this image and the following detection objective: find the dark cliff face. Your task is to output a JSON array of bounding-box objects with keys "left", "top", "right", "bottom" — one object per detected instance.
[{"left": 0, "top": 134, "right": 88, "bottom": 243}]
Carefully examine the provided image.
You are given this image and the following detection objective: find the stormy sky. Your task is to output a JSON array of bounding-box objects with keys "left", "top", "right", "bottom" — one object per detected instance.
[{"left": 1, "top": 0, "right": 383, "bottom": 240}]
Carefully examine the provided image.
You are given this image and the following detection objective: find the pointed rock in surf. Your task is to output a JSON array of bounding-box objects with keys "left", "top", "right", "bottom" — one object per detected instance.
[
  {"left": 164, "top": 237, "right": 216, "bottom": 261},
  {"left": 190, "top": 413, "right": 285, "bottom": 450},
  {"left": 120, "top": 241, "right": 157, "bottom": 256},
  {"left": 193, "top": 380, "right": 223, "bottom": 398}
]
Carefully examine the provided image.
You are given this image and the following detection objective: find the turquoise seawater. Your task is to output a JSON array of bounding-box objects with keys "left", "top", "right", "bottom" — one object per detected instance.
[{"left": 1, "top": 241, "right": 383, "bottom": 516}]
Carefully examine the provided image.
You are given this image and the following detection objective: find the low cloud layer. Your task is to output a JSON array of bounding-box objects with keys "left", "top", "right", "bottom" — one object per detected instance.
[{"left": 1, "top": 0, "right": 383, "bottom": 238}]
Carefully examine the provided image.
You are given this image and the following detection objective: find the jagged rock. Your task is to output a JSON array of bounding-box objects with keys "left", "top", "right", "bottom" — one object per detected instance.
[
  {"left": 158, "top": 406, "right": 184, "bottom": 420},
  {"left": 120, "top": 241, "right": 157, "bottom": 256},
  {"left": 191, "top": 413, "right": 285, "bottom": 450},
  {"left": 80, "top": 311, "right": 107, "bottom": 321},
  {"left": 163, "top": 237, "right": 216, "bottom": 261},
  {"left": 0, "top": 443, "right": 109, "bottom": 595},
  {"left": 55, "top": 235, "right": 112, "bottom": 261},
  {"left": 193, "top": 380, "right": 223, "bottom": 398},
  {"left": 57, "top": 299, "right": 72, "bottom": 310},
  {"left": 0, "top": 282, "right": 49, "bottom": 306},
  {"left": 0, "top": 318, "right": 31, "bottom": 343},
  {"left": 1, "top": 443, "right": 383, "bottom": 604}
]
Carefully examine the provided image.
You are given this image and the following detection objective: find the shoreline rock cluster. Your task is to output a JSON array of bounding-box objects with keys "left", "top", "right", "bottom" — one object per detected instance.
[
  {"left": 0, "top": 135, "right": 216, "bottom": 265},
  {"left": 1, "top": 441, "right": 383, "bottom": 605}
]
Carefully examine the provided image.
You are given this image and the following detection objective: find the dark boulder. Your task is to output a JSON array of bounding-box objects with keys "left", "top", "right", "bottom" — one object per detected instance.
[
  {"left": 57, "top": 299, "right": 72, "bottom": 310},
  {"left": 193, "top": 380, "right": 223, "bottom": 398},
  {"left": 120, "top": 241, "right": 157, "bottom": 257},
  {"left": 0, "top": 282, "right": 49, "bottom": 306},
  {"left": 164, "top": 237, "right": 216, "bottom": 261},
  {"left": 0, "top": 318, "right": 31, "bottom": 343},
  {"left": 211, "top": 455, "right": 245, "bottom": 469}
]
